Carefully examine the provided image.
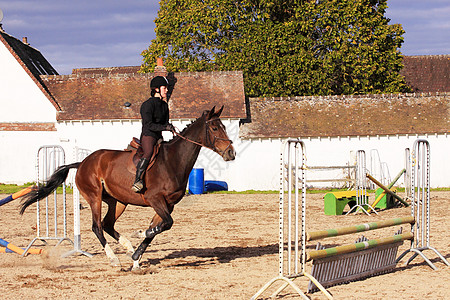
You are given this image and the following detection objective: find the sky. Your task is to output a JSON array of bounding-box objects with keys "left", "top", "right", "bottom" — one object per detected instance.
[{"left": 0, "top": 1, "right": 448, "bottom": 75}]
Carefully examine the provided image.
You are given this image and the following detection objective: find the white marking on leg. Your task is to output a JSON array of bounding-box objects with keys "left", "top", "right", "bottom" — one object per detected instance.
[
  {"left": 104, "top": 243, "right": 120, "bottom": 267},
  {"left": 132, "top": 260, "right": 140, "bottom": 271},
  {"left": 119, "top": 235, "right": 135, "bottom": 255}
]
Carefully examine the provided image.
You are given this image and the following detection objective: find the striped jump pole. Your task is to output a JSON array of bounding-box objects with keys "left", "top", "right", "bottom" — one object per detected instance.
[
  {"left": 0, "top": 238, "right": 42, "bottom": 255},
  {"left": 305, "top": 216, "right": 415, "bottom": 293},
  {"left": 307, "top": 216, "right": 415, "bottom": 241},
  {"left": 0, "top": 187, "right": 34, "bottom": 207},
  {"left": 396, "top": 139, "right": 450, "bottom": 269},
  {"left": 307, "top": 232, "right": 414, "bottom": 261}
]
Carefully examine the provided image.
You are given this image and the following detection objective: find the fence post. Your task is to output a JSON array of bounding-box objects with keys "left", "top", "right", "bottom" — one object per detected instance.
[{"left": 63, "top": 147, "right": 93, "bottom": 258}]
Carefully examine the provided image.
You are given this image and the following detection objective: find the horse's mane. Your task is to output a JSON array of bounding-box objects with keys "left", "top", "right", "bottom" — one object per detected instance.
[{"left": 163, "top": 113, "right": 206, "bottom": 146}]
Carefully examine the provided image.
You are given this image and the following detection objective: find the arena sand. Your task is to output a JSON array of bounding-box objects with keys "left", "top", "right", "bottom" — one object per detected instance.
[{"left": 0, "top": 191, "right": 448, "bottom": 299}]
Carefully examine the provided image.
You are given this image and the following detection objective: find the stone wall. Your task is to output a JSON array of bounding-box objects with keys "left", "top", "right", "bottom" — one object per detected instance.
[{"left": 240, "top": 93, "right": 449, "bottom": 139}]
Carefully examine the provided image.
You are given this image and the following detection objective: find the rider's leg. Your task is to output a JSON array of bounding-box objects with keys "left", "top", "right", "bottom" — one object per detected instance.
[{"left": 131, "top": 135, "right": 157, "bottom": 193}]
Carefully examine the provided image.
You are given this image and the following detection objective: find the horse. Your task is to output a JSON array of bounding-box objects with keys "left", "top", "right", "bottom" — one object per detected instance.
[{"left": 19, "top": 106, "right": 235, "bottom": 270}]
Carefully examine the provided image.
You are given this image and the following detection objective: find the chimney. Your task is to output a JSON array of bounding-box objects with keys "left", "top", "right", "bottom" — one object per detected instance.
[
  {"left": 154, "top": 57, "right": 167, "bottom": 77},
  {"left": 22, "top": 37, "right": 29, "bottom": 45}
]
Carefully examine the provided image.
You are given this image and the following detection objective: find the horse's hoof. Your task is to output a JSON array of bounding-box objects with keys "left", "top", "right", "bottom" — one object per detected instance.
[
  {"left": 131, "top": 260, "right": 141, "bottom": 271},
  {"left": 110, "top": 257, "right": 121, "bottom": 267}
]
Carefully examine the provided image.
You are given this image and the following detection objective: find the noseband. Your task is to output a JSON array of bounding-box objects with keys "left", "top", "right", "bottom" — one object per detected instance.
[
  {"left": 204, "top": 119, "right": 234, "bottom": 156},
  {"left": 173, "top": 118, "right": 233, "bottom": 157}
]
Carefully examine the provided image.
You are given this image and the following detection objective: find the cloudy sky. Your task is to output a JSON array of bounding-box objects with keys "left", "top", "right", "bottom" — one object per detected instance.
[{"left": 0, "top": 1, "right": 448, "bottom": 75}]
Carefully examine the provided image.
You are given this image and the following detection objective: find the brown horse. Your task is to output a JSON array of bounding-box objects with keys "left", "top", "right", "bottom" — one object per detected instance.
[{"left": 20, "top": 106, "right": 235, "bottom": 270}]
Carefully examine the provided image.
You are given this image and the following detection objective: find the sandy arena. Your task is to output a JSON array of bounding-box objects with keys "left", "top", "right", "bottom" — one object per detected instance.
[{"left": 0, "top": 191, "right": 448, "bottom": 299}]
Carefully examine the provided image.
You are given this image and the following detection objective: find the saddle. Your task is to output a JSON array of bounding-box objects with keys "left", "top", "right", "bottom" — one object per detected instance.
[{"left": 126, "top": 137, "right": 161, "bottom": 174}]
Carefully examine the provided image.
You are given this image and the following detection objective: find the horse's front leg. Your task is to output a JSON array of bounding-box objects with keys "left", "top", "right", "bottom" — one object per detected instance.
[{"left": 131, "top": 212, "right": 173, "bottom": 270}]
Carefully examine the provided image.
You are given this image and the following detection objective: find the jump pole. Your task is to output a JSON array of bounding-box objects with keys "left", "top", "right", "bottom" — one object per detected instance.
[
  {"left": 368, "top": 168, "right": 406, "bottom": 212},
  {"left": 307, "top": 232, "right": 413, "bottom": 261},
  {"left": 0, "top": 188, "right": 42, "bottom": 255},
  {"left": 366, "top": 173, "right": 409, "bottom": 207},
  {"left": 306, "top": 216, "right": 415, "bottom": 241},
  {"left": 0, "top": 187, "right": 34, "bottom": 207},
  {"left": 0, "top": 238, "right": 43, "bottom": 255}
]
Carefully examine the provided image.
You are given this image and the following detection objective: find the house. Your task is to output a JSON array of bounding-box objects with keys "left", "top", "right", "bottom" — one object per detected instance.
[
  {"left": 0, "top": 28, "right": 60, "bottom": 183},
  {"left": 42, "top": 67, "right": 246, "bottom": 190},
  {"left": 1, "top": 27, "right": 449, "bottom": 189},
  {"left": 400, "top": 55, "right": 450, "bottom": 92},
  {"left": 239, "top": 93, "right": 449, "bottom": 189},
  {"left": 1, "top": 28, "right": 246, "bottom": 186}
]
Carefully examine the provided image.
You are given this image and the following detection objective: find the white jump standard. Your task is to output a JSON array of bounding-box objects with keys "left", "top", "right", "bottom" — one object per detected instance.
[{"left": 252, "top": 139, "right": 449, "bottom": 300}]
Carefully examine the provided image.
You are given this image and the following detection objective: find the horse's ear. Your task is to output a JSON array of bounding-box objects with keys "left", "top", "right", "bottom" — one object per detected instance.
[
  {"left": 207, "top": 106, "right": 216, "bottom": 119},
  {"left": 215, "top": 105, "right": 224, "bottom": 117}
]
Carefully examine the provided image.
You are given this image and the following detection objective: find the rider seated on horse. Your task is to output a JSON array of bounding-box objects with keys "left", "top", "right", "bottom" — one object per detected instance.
[{"left": 132, "top": 76, "right": 175, "bottom": 193}]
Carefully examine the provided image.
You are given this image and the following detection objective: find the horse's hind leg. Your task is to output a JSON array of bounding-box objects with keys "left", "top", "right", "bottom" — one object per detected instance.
[
  {"left": 102, "top": 195, "right": 134, "bottom": 257},
  {"left": 87, "top": 198, "right": 120, "bottom": 267},
  {"left": 79, "top": 184, "right": 121, "bottom": 267}
]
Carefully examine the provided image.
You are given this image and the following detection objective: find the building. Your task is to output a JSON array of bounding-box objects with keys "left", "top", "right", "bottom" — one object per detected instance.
[
  {"left": 0, "top": 28, "right": 246, "bottom": 186},
  {"left": 1, "top": 27, "right": 449, "bottom": 189}
]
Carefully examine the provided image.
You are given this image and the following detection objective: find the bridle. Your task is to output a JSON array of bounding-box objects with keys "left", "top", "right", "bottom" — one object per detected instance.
[{"left": 172, "top": 118, "right": 233, "bottom": 157}]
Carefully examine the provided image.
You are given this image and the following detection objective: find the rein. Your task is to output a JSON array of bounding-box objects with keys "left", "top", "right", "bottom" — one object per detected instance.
[
  {"left": 171, "top": 118, "right": 233, "bottom": 157},
  {"left": 173, "top": 130, "right": 212, "bottom": 150}
]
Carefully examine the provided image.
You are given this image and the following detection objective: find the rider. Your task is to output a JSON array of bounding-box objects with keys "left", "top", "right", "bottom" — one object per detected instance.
[{"left": 131, "top": 76, "right": 175, "bottom": 193}]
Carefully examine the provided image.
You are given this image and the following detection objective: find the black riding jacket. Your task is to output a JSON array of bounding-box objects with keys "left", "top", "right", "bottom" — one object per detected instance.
[{"left": 140, "top": 96, "right": 169, "bottom": 139}]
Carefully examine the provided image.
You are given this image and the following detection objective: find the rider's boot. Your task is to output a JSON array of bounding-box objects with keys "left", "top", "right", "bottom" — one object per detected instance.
[{"left": 131, "top": 158, "right": 150, "bottom": 193}]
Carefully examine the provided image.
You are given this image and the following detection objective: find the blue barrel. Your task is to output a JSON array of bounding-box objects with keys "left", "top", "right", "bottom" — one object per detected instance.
[
  {"left": 189, "top": 168, "right": 204, "bottom": 194},
  {"left": 204, "top": 180, "right": 228, "bottom": 192}
]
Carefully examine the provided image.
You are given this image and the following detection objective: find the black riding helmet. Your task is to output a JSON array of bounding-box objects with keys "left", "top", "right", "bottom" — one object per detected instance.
[{"left": 150, "top": 76, "right": 169, "bottom": 89}]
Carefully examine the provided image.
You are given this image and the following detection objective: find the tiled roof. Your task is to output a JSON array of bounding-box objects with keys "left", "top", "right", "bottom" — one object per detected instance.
[
  {"left": 0, "top": 29, "right": 61, "bottom": 110},
  {"left": 71, "top": 66, "right": 141, "bottom": 76},
  {"left": 41, "top": 69, "right": 246, "bottom": 121},
  {"left": 401, "top": 55, "right": 450, "bottom": 92},
  {"left": 3, "top": 25, "right": 447, "bottom": 128},
  {"left": 0, "top": 122, "right": 56, "bottom": 131},
  {"left": 239, "top": 93, "right": 450, "bottom": 139}
]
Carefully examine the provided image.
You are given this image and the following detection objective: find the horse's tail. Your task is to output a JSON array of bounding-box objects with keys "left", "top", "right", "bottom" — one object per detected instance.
[{"left": 19, "top": 162, "right": 81, "bottom": 215}]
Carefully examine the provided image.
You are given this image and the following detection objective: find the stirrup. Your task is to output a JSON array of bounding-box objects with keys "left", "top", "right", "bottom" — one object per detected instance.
[{"left": 131, "top": 180, "right": 144, "bottom": 193}]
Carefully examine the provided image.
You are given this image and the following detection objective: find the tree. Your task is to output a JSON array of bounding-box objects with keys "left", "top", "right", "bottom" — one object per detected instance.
[{"left": 141, "top": 0, "right": 410, "bottom": 97}]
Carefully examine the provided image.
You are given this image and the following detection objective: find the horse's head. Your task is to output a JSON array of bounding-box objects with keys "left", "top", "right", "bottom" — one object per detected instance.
[{"left": 202, "top": 106, "right": 236, "bottom": 161}]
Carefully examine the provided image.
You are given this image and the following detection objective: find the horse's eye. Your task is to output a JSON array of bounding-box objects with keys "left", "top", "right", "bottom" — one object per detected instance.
[{"left": 212, "top": 127, "right": 218, "bottom": 131}]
